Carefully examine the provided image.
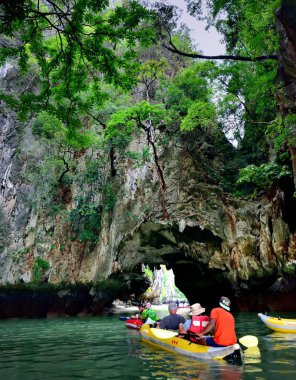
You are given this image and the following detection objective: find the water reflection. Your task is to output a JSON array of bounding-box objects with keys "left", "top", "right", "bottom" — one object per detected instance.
[{"left": 243, "top": 347, "right": 261, "bottom": 364}]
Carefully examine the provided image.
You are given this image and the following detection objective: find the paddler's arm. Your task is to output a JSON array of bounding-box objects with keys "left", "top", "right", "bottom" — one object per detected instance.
[{"left": 196, "top": 319, "right": 215, "bottom": 338}]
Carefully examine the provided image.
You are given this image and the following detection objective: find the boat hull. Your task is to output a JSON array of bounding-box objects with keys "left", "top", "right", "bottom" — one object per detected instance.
[
  {"left": 126, "top": 318, "right": 143, "bottom": 330},
  {"left": 258, "top": 313, "right": 296, "bottom": 333},
  {"left": 139, "top": 325, "right": 243, "bottom": 363}
]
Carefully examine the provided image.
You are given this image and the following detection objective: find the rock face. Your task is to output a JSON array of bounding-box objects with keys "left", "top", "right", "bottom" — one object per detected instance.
[
  {"left": 1, "top": 1, "right": 296, "bottom": 315},
  {"left": 144, "top": 265, "right": 185, "bottom": 304}
]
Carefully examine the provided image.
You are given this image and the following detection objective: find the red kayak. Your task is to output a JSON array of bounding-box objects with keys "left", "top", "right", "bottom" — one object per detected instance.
[{"left": 125, "top": 318, "right": 143, "bottom": 330}]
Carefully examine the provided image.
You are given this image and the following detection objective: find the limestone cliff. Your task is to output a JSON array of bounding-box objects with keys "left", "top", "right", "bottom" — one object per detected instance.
[
  {"left": 1, "top": 57, "right": 295, "bottom": 313},
  {"left": 1, "top": 1, "right": 296, "bottom": 315}
]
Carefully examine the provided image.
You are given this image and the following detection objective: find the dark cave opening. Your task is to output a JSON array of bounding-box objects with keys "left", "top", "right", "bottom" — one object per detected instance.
[
  {"left": 279, "top": 176, "right": 296, "bottom": 233},
  {"left": 171, "top": 261, "right": 237, "bottom": 312}
]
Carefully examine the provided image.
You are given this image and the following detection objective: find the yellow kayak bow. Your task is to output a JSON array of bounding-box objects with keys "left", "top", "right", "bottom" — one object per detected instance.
[{"left": 258, "top": 313, "right": 296, "bottom": 333}]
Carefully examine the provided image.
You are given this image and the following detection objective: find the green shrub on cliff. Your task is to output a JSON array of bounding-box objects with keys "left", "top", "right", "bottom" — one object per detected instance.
[
  {"left": 69, "top": 202, "right": 102, "bottom": 244},
  {"left": 32, "top": 257, "right": 50, "bottom": 283},
  {"left": 237, "top": 163, "right": 291, "bottom": 194}
]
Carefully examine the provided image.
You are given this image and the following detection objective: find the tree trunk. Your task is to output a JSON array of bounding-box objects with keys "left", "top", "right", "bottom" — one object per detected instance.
[{"left": 276, "top": 0, "right": 296, "bottom": 190}]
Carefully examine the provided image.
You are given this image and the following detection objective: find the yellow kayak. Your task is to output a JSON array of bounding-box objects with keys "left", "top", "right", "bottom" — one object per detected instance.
[
  {"left": 139, "top": 324, "right": 243, "bottom": 363},
  {"left": 258, "top": 313, "right": 296, "bottom": 333}
]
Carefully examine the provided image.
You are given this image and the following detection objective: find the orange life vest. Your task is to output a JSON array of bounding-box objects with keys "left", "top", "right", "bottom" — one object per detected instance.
[{"left": 188, "top": 315, "right": 211, "bottom": 334}]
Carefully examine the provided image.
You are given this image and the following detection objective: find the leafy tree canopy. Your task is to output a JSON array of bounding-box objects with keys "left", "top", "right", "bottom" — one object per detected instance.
[
  {"left": 184, "top": 0, "right": 279, "bottom": 60},
  {"left": 0, "top": 0, "right": 155, "bottom": 131}
]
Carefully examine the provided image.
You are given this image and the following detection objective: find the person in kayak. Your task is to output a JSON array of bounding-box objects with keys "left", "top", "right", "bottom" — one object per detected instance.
[
  {"left": 131, "top": 303, "right": 145, "bottom": 319},
  {"left": 141, "top": 302, "right": 157, "bottom": 321},
  {"left": 196, "top": 296, "right": 237, "bottom": 347},
  {"left": 179, "top": 303, "right": 210, "bottom": 335},
  {"left": 157, "top": 302, "right": 185, "bottom": 330}
]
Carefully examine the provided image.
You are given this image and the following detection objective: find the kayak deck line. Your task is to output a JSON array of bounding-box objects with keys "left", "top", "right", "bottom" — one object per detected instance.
[{"left": 258, "top": 313, "right": 296, "bottom": 333}]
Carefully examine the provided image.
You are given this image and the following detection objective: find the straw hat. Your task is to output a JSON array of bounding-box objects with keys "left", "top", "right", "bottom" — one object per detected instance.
[{"left": 189, "top": 303, "right": 205, "bottom": 316}]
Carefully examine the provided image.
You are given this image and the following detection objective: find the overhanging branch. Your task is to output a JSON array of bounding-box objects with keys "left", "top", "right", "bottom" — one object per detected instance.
[{"left": 163, "top": 40, "right": 278, "bottom": 62}]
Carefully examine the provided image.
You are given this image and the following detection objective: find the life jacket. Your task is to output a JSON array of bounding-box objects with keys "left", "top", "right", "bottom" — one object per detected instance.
[{"left": 188, "top": 315, "right": 211, "bottom": 334}]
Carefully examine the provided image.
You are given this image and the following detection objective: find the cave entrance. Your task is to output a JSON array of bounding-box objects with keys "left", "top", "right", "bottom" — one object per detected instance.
[
  {"left": 118, "top": 221, "right": 235, "bottom": 311},
  {"left": 142, "top": 264, "right": 188, "bottom": 305}
]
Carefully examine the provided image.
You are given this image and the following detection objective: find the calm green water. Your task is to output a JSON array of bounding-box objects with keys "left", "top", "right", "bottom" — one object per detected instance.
[{"left": 0, "top": 312, "right": 296, "bottom": 379}]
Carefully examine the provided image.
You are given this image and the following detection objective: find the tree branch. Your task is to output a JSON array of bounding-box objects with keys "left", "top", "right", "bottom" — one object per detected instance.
[{"left": 163, "top": 40, "right": 278, "bottom": 62}]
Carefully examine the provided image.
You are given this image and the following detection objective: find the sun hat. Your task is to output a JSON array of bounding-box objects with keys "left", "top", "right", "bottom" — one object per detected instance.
[
  {"left": 146, "top": 302, "right": 151, "bottom": 308},
  {"left": 219, "top": 296, "right": 231, "bottom": 311},
  {"left": 189, "top": 303, "right": 205, "bottom": 316}
]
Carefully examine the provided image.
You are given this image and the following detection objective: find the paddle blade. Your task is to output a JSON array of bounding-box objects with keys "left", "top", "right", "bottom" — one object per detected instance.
[{"left": 239, "top": 335, "right": 258, "bottom": 348}]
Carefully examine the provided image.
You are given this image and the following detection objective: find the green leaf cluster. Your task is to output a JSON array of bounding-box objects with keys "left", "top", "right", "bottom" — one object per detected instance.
[
  {"left": 104, "top": 100, "right": 166, "bottom": 148},
  {"left": 181, "top": 101, "right": 217, "bottom": 131},
  {"left": 32, "top": 257, "right": 50, "bottom": 283},
  {"left": 0, "top": 0, "right": 155, "bottom": 133},
  {"left": 69, "top": 201, "right": 102, "bottom": 243},
  {"left": 237, "top": 163, "right": 291, "bottom": 192}
]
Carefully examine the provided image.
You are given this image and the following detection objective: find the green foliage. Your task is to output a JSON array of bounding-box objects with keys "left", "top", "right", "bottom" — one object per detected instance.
[
  {"left": 125, "top": 147, "right": 151, "bottom": 167},
  {"left": 265, "top": 116, "right": 289, "bottom": 160},
  {"left": 103, "top": 184, "right": 116, "bottom": 211},
  {"left": 187, "top": 0, "right": 279, "bottom": 57},
  {"left": 104, "top": 100, "right": 166, "bottom": 148},
  {"left": 166, "top": 62, "right": 214, "bottom": 116},
  {"left": 33, "top": 111, "right": 99, "bottom": 150},
  {"left": 282, "top": 263, "right": 296, "bottom": 276},
  {"left": 285, "top": 114, "right": 296, "bottom": 147},
  {"left": 0, "top": 0, "right": 155, "bottom": 136},
  {"left": 32, "top": 257, "right": 50, "bottom": 283},
  {"left": 22, "top": 150, "right": 65, "bottom": 210},
  {"left": 237, "top": 163, "right": 291, "bottom": 193},
  {"left": 69, "top": 201, "right": 102, "bottom": 243},
  {"left": 32, "top": 111, "right": 65, "bottom": 139},
  {"left": 138, "top": 58, "right": 168, "bottom": 88},
  {"left": 144, "top": 266, "right": 153, "bottom": 281},
  {"left": 181, "top": 101, "right": 217, "bottom": 131}
]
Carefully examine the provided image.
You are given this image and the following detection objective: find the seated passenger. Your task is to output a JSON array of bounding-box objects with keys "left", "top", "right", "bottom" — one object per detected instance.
[
  {"left": 196, "top": 296, "right": 237, "bottom": 347},
  {"left": 158, "top": 302, "right": 185, "bottom": 330},
  {"left": 131, "top": 303, "right": 145, "bottom": 319},
  {"left": 179, "top": 303, "right": 210, "bottom": 339},
  {"left": 141, "top": 302, "right": 158, "bottom": 321}
]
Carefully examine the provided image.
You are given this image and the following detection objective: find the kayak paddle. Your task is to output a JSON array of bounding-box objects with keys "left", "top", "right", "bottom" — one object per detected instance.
[
  {"left": 238, "top": 335, "right": 258, "bottom": 348},
  {"left": 119, "top": 316, "right": 129, "bottom": 321},
  {"left": 173, "top": 331, "right": 258, "bottom": 348}
]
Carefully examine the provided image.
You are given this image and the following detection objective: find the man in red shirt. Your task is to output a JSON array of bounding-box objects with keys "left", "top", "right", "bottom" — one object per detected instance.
[{"left": 196, "top": 296, "right": 237, "bottom": 347}]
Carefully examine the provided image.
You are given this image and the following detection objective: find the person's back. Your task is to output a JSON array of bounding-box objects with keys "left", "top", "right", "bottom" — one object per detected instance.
[
  {"left": 160, "top": 314, "right": 185, "bottom": 330},
  {"left": 181, "top": 303, "right": 210, "bottom": 334},
  {"left": 159, "top": 302, "right": 185, "bottom": 330},
  {"left": 210, "top": 307, "right": 236, "bottom": 346},
  {"left": 196, "top": 296, "right": 237, "bottom": 347},
  {"left": 188, "top": 315, "right": 211, "bottom": 334}
]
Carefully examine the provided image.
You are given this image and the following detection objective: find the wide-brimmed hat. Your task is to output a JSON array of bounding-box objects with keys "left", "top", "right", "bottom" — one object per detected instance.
[
  {"left": 219, "top": 296, "right": 231, "bottom": 311},
  {"left": 189, "top": 303, "right": 205, "bottom": 316}
]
